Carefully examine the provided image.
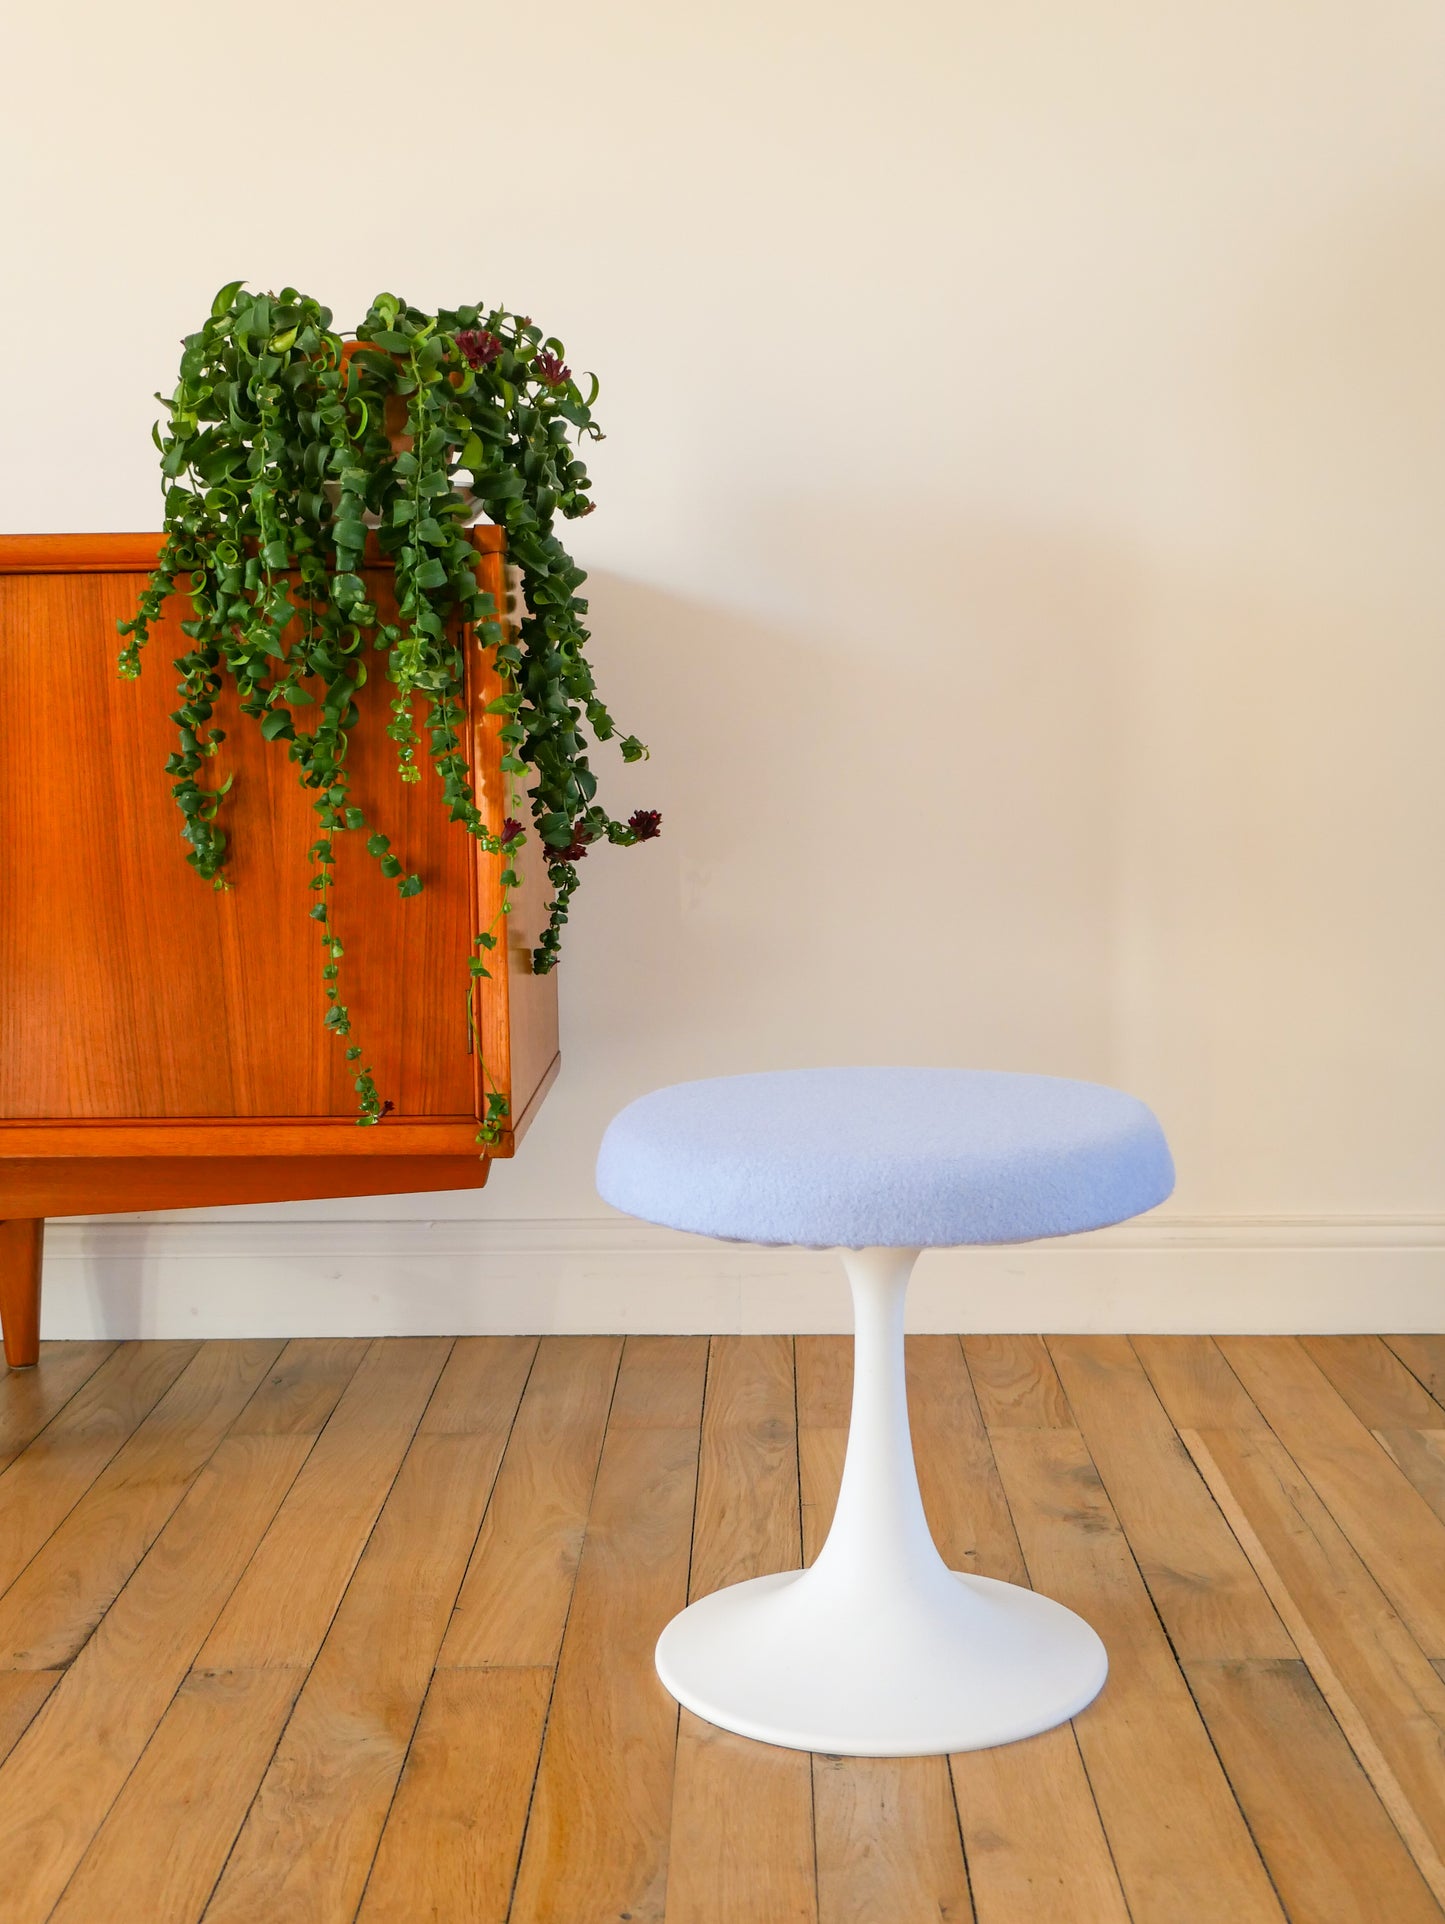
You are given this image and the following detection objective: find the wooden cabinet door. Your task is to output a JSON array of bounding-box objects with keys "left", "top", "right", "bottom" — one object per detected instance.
[{"left": 0, "top": 535, "right": 557, "bottom": 1158}]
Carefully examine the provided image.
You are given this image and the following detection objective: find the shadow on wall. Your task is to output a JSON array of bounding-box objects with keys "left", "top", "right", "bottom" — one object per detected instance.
[{"left": 567, "top": 507, "right": 1148, "bottom": 1093}]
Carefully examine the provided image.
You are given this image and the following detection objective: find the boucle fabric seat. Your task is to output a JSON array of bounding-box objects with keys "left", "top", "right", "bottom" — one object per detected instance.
[
  {"left": 597, "top": 1066, "right": 1174, "bottom": 1758},
  {"left": 596, "top": 1066, "right": 1174, "bottom": 1247}
]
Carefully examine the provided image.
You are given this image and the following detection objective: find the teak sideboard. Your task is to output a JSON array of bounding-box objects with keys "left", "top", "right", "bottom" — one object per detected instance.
[{"left": 0, "top": 530, "right": 559, "bottom": 1366}]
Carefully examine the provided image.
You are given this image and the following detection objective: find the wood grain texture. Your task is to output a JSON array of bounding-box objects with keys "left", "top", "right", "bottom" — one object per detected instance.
[
  {"left": 0, "top": 1338, "right": 283, "bottom": 1667},
  {"left": 945, "top": 1342, "right": 1130, "bottom": 1924},
  {"left": 608, "top": 1334, "right": 710, "bottom": 1429},
  {"left": 802, "top": 1336, "right": 977, "bottom": 1924},
  {"left": 227, "top": 1336, "right": 371, "bottom": 1436},
  {"left": 670, "top": 1715, "right": 818, "bottom": 1924},
  {"left": 5, "top": 1332, "right": 1444, "bottom": 1923},
  {"left": 0, "top": 1218, "right": 43, "bottom": 1366},
  {"left": 198, "top": 1338, "right": 453, "bottom": 1670},
  {"left": 962, "top": 1334, "right": 1072, "bottom": 1429},
  {"left": 1185, "top": 1657, "right": 1444, "bottom": 1924},
  {"left": 1386, "top": 1336, "right": 1445, "bottom": 1407},
  {"left": 1301, "top": 1335, "right": 1445, "bottom": 1428},
  {"left": 0, "top": 529, "right": 505, "bottom": 574},
  {"left": 0, "top": 1154, "right": 491, "bottom": 1217},
  {"left": 949, "top": 1724, "right": 1129, "bottom": 1924},
  {"left": 202, "top": 1431, "right": 515, "bottom": 1924},
  {"left": 0, "top": 533, "right": 188, "bottom": 573},
  {"left": 1219, "top": 1335, "right": 1445, "bottom": 1656},
  {"left": 0, "top": 1433, "right": 310, "bottom": 1924},
  {"left": 991, "top": 1428, "right": 1285, "bottom": 1923},
  {"left": 795, "top": 1333, "right": 852, "bottom": 1427},
  {"left": 0, "top": 530, "right": 554, "bottom": 1260},
  {"left": 688, "top": 1334, "right": 800, "bottom": 1597},
  {"left": 469, "top": 543, "right": 559, "bottom": 1155},
  {"left": 357, "top": 1667, "right": 552, "bottom": 1924},
  {"left": 1375, "top": 1429, "right": 1445, "bottom": 1525},
  {"left": 415, "top": 1333, "right": 538, "bottom": 1436},
  {"left": 912, "top": 1335, "right": 1028, "bottom": 1586},
  {"left": 1130, "top": 1333, "right": 1270, "bottom": 1429},
  {"left": 814, "top": 1752, "right": 973, "bottom": 1924},
  {"left": 0, "top": 1668, "right": 59, "bottom": 1765},
  {"left": 666, "top": 1337, "right": 815, "bottom": 1924},
  {"left": 440, "top": 1335, "right": 622, "bottom": 1667},
  {"left": 1184, "top": 1425, "right": 1445, "bottom": 1905},
  {"left": 0, "top": 1339, "right": 198, "bottom": 1597},
  {"left": 0, "top": 1339, "right": 115, "bottom": 1469},
  {"left": 1, "top": 567, "right": 456, "bottom": 1119},
  {"left": 797, "top": 1334, "right": 851, "bottom": 1564},
  {"left": 0, "top": 1119, "right": 490, "bottom": 1156},
  {"left": 48, "top": 1667, "right": 306, "bottom": 1924},
  {"left": 1047, "top": 1335, "right": 1292, "bottom": 1660},
  {"left": 799, "top": 1425, "right": 849, "bottom": 1564},
  {"left": 510, "top": 1338, "right": 707, "bottom": 1924}
]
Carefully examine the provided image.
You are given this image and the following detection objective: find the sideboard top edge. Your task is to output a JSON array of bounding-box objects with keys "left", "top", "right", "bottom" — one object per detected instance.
[{"left": 0, "top": 527, "right": 506, "bottom": 574}]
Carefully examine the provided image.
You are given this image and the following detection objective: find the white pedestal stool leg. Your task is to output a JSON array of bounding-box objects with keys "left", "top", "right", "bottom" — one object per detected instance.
[{"left": 654, "top": 1246, "right": 1107, "bottom": 1755}]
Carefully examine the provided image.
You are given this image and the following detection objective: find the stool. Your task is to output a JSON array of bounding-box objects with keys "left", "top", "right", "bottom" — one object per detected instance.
[{"left": 596, "top": 1066, "right": 1173, "bottom": 1756}]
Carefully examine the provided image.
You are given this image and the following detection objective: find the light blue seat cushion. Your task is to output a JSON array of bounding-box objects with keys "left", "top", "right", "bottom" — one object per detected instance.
[{"left": 597, "top": 1068, "right": 1173, "bottom": 1248}]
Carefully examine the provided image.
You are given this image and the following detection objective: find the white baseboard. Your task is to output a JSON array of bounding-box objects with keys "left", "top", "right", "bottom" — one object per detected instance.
[{"left": 34, "top": 1213, "right": 1445, "bottom": 1338}]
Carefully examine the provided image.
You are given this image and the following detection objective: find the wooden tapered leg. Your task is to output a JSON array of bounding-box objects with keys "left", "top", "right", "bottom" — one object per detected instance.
[{"left": 0, "top": 1219, "right": 43, "bottom": 1368}]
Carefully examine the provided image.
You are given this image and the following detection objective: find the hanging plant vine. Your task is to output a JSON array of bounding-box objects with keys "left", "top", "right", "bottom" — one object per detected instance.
[{"left": 120, "top": 283, "right": 659, "bottom": 1142}]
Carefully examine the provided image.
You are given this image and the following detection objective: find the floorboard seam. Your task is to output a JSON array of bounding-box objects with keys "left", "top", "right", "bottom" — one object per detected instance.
[
  {"left": 20, "top": 1333, "right": 1445, "bottom": 1924},
  {"left": 1182, "top": 1427, "right": 1445, "bottom": 1909},
  {"left": 1030, "top": 1339, "right": 1283, "bottom": 1920},
  {"left": 43, "top": 1403, "right": 325, "bottom": 1924},
  {"left": 1142, "top": 1333, "right": 1445, "bottom": 1903},
  {"left": 789, "top": 1338, "right": 823, "bottom": 1924},
  {"left": 0, "top": 1343, "right": 119, "bottom": 1476},
  {"left": 192, "top": 1336, "right": 455, "bottom": 1924},
  {"left": 502, "top": 1334, "right": 628, "bottom": 1924},
  {"left": 349, "top": 1337, "right": 542, "bottom": 1923},
  {"left": 660, "top": 1337, "right": 710, "bottom": 1920},
  {"left": 1380, "top": 1340, "right": 1445, "bottom": 1422},
  {"left": 0, "top": 1341, "right": 202, "bottom": 1614},
  {"left": 331, "top": 1334, "right": 481, "bottom": 1920},
  {"left": 1267, "top": 1394, "right": 1445, "bottom": 1660},
  {"left": 947, "top": 1334, "right": 986, "bottom": 1924}
]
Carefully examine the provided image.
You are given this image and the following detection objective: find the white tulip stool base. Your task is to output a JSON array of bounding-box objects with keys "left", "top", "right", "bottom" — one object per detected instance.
[
  {"left": 654, "top": 1247, "right": 1107, "bottom": 1756},
  {"left": 656, "top": 1565, "right": 1106, "bottom": 1758}
]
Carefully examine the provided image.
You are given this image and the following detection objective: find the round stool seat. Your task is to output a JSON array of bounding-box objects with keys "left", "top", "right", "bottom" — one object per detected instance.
[{"left": 597, "top": 1066, "right": 1173, "bottom": 1248}]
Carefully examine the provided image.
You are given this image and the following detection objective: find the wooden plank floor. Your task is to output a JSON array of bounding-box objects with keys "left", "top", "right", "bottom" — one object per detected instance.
[{"left": 2, "top": 1333, "right": 1444, "bottom": 1923}]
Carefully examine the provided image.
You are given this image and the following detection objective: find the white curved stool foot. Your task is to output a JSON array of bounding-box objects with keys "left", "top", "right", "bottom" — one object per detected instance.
[{"left": 655, "top": 1247, "right": 1106, "bottom": 1755}]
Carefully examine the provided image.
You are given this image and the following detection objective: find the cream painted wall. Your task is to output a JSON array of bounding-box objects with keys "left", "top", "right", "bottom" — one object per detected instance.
[{"left": 5, "top": 1, "right": 1445, "bottom": 1324}]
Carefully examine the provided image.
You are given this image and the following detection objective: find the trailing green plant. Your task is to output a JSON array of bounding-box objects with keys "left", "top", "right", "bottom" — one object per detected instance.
[{"left": 120, "top": 282, "right": 659, "bottom": 1142}]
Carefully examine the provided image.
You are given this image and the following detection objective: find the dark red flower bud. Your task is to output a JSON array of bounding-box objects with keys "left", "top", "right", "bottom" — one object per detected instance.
[
  {"left": 549, "top": 825, "right": 593, "bottom": 864},
  {"left": 500, "top": 816, "right": 525, "bottom": 844},
  {"left": 535, "top": 350, "right": 571, "bottom": 388},
  {"left": 627, "top": 808, "right": 662, "bottom": 841},
  {"left": 456, "top": 329, "right": 504, "bottom": 369}
]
